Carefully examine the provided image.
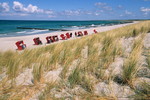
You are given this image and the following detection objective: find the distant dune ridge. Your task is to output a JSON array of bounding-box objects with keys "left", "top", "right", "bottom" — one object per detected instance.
[{"left": 0, "top": 21, "right": 150, "bottom": 100}]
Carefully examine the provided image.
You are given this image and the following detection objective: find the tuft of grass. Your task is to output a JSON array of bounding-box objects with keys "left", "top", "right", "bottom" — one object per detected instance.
[
  {"left": 100, "top": 35, "right": 122, "bottom": 69},
  {"left": 0, "top": 94, "right": 10, "bottom": 100},
  {"left": 38, "top": 82, "right": 56, "bottom": 100},
  {"left": 132, "top": 29, "right": 138, "bottom": 37},
  {"left": 68, "top": 67, "right": 82, "bottom": 88},
  {"left": 32, "top": 63, "right": 43, "bottom": 84},
  {"left": 133, "top": 82, "right": 150, "bottom": 100},
  {"left": 146, "top": 56, "right": 150, "bottom": 69},
  {"left": 122, "top": 57, "right": 139, "bottom": 85},
  {"left": 6, "top": 56, "right": 21, "bottom": 86},
  {"left": 145, "top": 49, "right": 150, "bottom": 69},
  {"left": 80, "top": 74, "right": 94, "bottom": 93},
  {"left": 60, "top": 64, "right": 70, "bottom": 79},
  {"left": 122, "top": 35, "right": 144, "bottom": 85}
]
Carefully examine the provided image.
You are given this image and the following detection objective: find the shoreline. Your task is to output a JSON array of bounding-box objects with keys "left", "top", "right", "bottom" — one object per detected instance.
[{"left": 0, "top": 21, "right": 138, "bottom": 52}]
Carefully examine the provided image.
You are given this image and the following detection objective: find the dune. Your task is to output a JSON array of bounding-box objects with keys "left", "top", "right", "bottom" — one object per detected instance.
[{"left": 0, "top": 21, "right": 150, "bottom": 100}]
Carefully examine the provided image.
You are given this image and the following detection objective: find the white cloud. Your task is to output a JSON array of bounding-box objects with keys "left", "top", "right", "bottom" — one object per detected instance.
[
  {"left": 125, "top": 10, "right": 132, "bottom": 15},
  {"left": 95, "top": 2, "right": 112, "bottom": 11},
  {"left": 25, "top": 4, "right": 44, "bottom": 13},
  {"left": 13, "top": 1, "right": 24, "bottom": 12},
  {"left": 45, "top": 10, "right": 53, "bottom": 14},
  {"left": 95, "top": 13, "right": 100, "bottom": 16},
  {"left": 95, "top": 2, "right": 106, "bottom": 6},
  {"left": 141, "top": 7, "right": 150, "bottom": 12},
  {"left": 62, "top": 10, "right": 81, "bottom": 16},
  {"left": 0, "top": 2, "right": 9, "bottom": 12},
  {"left": 48, "top": 15, "right": 56, "bottom": 18},
  {"left": 140, "top": 7, "right": 150, "bottom": 15},
  {"left": 12, "top": 1, "right": 56, "bottom": 17},
  {"left": 120, "top": 14, "right": 123, "bottom": 17},
  {"left": 0, "top": 12, "right": 29, "bottom": 16},
  {"left": 13, "top": 1, "right": 44, "bottom": 13}
]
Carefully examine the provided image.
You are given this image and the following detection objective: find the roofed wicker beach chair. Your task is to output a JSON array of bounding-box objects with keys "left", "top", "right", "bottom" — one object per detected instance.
[
  {"left": 53, "top": 35, "right": 59, "bottom": 42},
  {"left": 78, "top": 31, "right": 83, "bottom": 36},
  {"left": 60, "top": 34, "right": 66, "bottom": 40},
  {"left": 15, "top": 40, "right": 26, "bottom": 50},
  {"left": 33, "top": 37, "right": 42, "bottom": 45},
  {"left": 66, "top": 33, "right": 70, "bottom": 39},
  {"left": 46, "top": 36, "right": 53, "bottom": 44},
  {"left": 93, "top": 29, "right": 98, "bottom": 33},
  {"left": 84, "top": 30, "right": 88, "bottom": 35}
]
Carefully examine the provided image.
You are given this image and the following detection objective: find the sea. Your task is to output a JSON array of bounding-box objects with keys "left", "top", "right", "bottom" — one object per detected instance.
[{"left": 0, "top": 20, "right": 132, "bottom": 37}]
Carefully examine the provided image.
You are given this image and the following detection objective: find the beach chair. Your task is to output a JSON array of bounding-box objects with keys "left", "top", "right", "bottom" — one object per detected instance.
[
  {"left": 84, "top": 31, "right": 88, "bottom": 35},
  {"left": 53, "top": 35, "right": 59, "bottom": 42},
  {"left": 66, "top": 33, "right": 70, "bottom": 39},
  {"left": 15, "top": 40, "right": 26, "bottom": 50},
  {"left": 78, "top": 31, "right": 83, "bottom": 36},
  {"left": 33, "top": 37, "right": 42, "bottom": 45},
  {"left": 94, "top": 29, "right": 98, "bottom": 33},
  {"left": 60, "top": 34, "right": 66, "bottom": 40},
  {"left": 46, "top": 36, "right": 53, "bottom": 44}
]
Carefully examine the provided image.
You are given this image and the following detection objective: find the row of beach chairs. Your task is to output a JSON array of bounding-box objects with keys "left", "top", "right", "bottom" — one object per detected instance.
[{"left": 15, "top": 29, "right": 98, "bottom": 50}]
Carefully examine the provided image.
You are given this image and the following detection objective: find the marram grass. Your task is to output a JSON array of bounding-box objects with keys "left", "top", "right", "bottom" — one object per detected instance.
[{"left": 122, "top": 34, "right": 144, "bottom": 85}]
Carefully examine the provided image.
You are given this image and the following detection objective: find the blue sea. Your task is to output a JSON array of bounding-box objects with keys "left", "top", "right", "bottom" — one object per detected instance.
[{"left": 0, "top": 20, "right": 132, "bottom": 37}]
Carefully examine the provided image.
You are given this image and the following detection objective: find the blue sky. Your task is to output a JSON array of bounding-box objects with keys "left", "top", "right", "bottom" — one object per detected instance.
[{"left": 0, "top": 0, "right": 150, "bottom": 20}]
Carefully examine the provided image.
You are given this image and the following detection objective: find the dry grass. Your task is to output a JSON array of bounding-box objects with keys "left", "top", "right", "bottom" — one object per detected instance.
[
  {"left": 32, "top": 63, "right": 43, "bottom": 84},
  {"left": 38, "top": 82, "right": 57, "bottom": 100},
  {"left": 133, "top": 82, "right": 150, "bottom": 99},
  {"left": 122, "top": 34, "right": 145, "bottom": 85}
]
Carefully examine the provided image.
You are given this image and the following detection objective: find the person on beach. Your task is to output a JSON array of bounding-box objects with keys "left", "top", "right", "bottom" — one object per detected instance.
[
  {"left": 75, "top": 32, "right": 77, "bottom": 37},
  {"left": 70, "top": 33, "right": 72, "bottom": 37}
]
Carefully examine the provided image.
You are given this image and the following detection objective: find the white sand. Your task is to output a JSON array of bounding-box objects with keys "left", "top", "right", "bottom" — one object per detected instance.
[{"left": 0, "top": 22, "right": 137, "bottom": 51}]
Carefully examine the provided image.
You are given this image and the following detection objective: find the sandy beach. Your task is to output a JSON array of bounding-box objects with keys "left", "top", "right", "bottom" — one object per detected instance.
[{"left": 0, "top": 22, "right": 137, "bottom": 51}]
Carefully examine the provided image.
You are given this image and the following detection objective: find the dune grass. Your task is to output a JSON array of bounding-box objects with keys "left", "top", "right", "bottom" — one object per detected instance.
[
  {"left": 32, "top": 63, "right": 43, "bottom": 84},
  {"left": 100, "top": 35, "right": 122, "bottom": 69},
  {"left": 0, "top": 21, "right": 150, "bottom": 99},
  {"left": 38, "top": 82, "right": 56, "bottom": 100},
  {"left": 68, "top": 67, "right": 82, "bottom": 88},
  {"left": 133, "top": 82, "right": 150, "bottom": 99},
  {"left": 122, "top": 34, "right": 145, "bottom": 86},
  {"left": 145, "top": 49, "right": 150, "bottom": 69}
]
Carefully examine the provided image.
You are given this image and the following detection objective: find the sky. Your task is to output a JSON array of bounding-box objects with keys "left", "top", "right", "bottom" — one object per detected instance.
[{"left": 0, "top": 0, "right": 150, "bottom": 20}]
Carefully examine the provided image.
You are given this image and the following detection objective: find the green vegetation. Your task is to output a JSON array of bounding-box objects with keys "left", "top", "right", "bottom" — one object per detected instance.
[
  {"left": 122, "top": 35, "right": 144, "bottom": 86},
  {"left": 32, "top": 63, "right": 43, "bottom": 84},
  {"left": 133, "top": 82, "right": 150, "bottom": 99}
]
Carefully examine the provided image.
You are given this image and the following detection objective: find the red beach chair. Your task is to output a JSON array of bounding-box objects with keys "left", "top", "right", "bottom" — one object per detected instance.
[
  {"left": 60, "top": 34, "right": 66, "bottom": 40},
  {"left": 78, "top": 31, "right": 83, "bottom": 36},
  {"left": 53, "top": 35, "right": 59, "bottom": 42},
  {"left": 46, "top": 36, "right": 53, "bottom": 43},
  {"left": 15, "top": 40, "right": 26, "bottom": 50},
  {"left": 94, "top": 29, "right": 98, "bottom": 33},
  {"left": 66, "top": 33, "right": 70, "bottom": 39},
  {"left": 33, "top": 37, "right": 42, "bottom": 45},
  {"left": 84, "top": 31, "right": 88, "bottom": 35}
]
